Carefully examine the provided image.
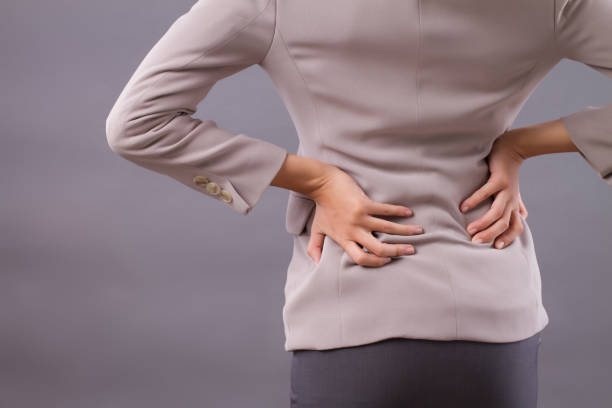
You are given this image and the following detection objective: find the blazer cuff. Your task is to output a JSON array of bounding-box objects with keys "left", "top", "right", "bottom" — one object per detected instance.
[
  {"left": 559, "top": 105, "right": 612, "bottom": 186},
  {"left": 199, "top": 134, "right": 288, "bottom": 215},
  {"left": 108, "top": 117, "right": 289, "bottom": 216},
  {"left": 163, "top": 133, "right": 287, "bottom": 216}
]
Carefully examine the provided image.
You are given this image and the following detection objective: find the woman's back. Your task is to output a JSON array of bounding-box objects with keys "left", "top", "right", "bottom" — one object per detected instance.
[{"left": 105, "top": 0, "right": 612, "bottom": 351}]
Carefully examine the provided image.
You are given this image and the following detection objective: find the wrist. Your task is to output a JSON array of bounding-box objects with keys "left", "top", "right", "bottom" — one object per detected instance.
[
  {"left": 301, "top": 161, "right": 340, "bottom": 200},
  {"left": 270, "top": 153, "right": 338, "bottom": 198},
  {"left": 497, "top": 129, "right": 529, "bottom": 163}
]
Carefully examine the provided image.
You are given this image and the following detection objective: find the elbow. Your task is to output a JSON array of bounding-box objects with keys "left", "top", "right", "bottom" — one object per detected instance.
[
  {"left": 105, "top": 103, "right": 150, "bottom": 159},
  {"left": 105, "top": 100, "right": 190, "bottom": 159},
  {"left": 105, "top": 106, "right": 131, "bottom": 157}
]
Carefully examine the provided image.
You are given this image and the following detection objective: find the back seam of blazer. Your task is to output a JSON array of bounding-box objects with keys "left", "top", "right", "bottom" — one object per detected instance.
[
  {"left": 275, "top": 29, "right": 325, "bottom": 158},
  {"left": 275, "top": 26, "right": 346, "bottom": 344},
  {"left": 495, "top": 1, "right": 558, "bottom": 135},
  {"left": 275, "top": 29, "right": 331, "bottom": 171},
  {"left": 416, "top": 0, "right": 422, "bottom": 132}
]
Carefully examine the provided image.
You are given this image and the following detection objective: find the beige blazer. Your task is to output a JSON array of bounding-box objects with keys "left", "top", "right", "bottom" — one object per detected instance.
[{"left": 106, "top": 0, "right": 612, "bottom": 351}]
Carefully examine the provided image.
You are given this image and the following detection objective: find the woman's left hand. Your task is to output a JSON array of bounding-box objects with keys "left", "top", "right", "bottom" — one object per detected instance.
[{"left": 459, "top": 130, "right": 528, "bottom": 249}]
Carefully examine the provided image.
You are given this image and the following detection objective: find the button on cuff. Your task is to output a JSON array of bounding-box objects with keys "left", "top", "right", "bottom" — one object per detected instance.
[{"left": 192, "top": 173, "right": 244, "bottom": 211}]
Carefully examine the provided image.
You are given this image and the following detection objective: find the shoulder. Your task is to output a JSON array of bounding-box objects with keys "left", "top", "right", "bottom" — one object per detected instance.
[
  {"left": 555, "top": 0, "right": 612, "bottom": 24},
  {"left": 554, "top": 0, "right": 612, "bottom": 60}
]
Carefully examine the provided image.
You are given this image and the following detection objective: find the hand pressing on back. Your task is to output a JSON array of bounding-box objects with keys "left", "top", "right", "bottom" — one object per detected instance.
[
  {"left": 460, "top": 129, "right": 529, "bottom": 249},
  {"left": 306, "top": 167, "right": 425, "bottom": 267}
]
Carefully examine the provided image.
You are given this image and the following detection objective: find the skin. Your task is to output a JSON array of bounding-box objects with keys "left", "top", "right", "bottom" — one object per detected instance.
[{"left": 271, "top": 118, "right": 579, "bottom": 267}]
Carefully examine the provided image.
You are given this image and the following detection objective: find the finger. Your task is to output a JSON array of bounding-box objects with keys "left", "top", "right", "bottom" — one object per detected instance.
[
  {"left": 362, "top": 216, "right": 424, "bottom": 236},
  {"left": 466, "top": 190, "right": 509, "bottom": 235},
  {"left": 518, "top": 194, "right": 528, "bottom": 219},
  {"left": 518, "top": 201, "right": 528, "bottom": 218},
  {"left": 306, "top": 231, "right": 326, "bottom": 264},
  {"left": 492, "top": 209, "right": 525, "bottom": 249},
  {"left": 355, "top": 229, "right": 415, "bottom": 257},
  {"left": 460, "top": 178, "right": 500, "bottom": 213},
  {"left": 341, "top": 239, "right": 393, "bottom": 267},
  {"left": 363, "top": 200, "right": 413, "bottom": 217},
  {"left": 471, "top": 207, "right": 512, "bottom": 244}
]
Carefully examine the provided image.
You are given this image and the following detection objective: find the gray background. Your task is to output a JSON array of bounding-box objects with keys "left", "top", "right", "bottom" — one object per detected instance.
[{"left": 2, "top": 1, "right": 611, "bottom": 407}]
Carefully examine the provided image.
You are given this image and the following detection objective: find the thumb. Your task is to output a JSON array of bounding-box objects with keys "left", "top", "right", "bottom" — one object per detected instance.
[{"left": 307, "top": 230, "right": 326, "bottom": 264}]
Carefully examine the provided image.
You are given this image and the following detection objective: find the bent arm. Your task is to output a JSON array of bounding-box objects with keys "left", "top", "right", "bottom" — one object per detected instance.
[
  {"left": 505, "top": 0, "right": 612, "bottom": 187},
  {"left": 105, "top": 0, "right": 288, "bottom": 215},
  {"left": 553, "top": 0, "right": 612, "bottom": 186}
]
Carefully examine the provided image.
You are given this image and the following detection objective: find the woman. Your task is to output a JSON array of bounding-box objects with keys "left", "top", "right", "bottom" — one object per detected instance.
[{"left": 105, "top": 0, "right": 612, "bottom": 406}]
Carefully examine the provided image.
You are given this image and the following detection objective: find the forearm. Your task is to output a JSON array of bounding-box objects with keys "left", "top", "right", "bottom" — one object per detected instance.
[
  {"left": 270, "top": 153, "right": 337, "bottom": 198},
  {"left": 506, "top": 119, "right": 579, "bottom": 160}
]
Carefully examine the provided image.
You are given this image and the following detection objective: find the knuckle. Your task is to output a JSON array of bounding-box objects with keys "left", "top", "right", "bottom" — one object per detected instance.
[
  {"left": 365, "top": 242, "right": 379, "bottom": 256},
  {"left": 354, "top": 253, "right": 366, "bottom": 265},
  {"left": 488, "top": 213, "right": 501, "bottom": 224},
  {"left": 357, "top": 199, "right": 370, "bottom": 213},
  {"left": 348, "top": 208, "right": 364, "bottom": 224},
  {"left": 498, "top": 231, "right": 511, "bottom": 240},
  {"left": 493, "top": 207, "right": 504, "bottom": 218},
  {"left": 342, "top": 228, "right": 356, "bottom": 241},
  {"left": 373, "top": 242, "right": 385, "bottom": 255},
  {"left": 496, "top": 232, "right": 508, "bottom": 240}
]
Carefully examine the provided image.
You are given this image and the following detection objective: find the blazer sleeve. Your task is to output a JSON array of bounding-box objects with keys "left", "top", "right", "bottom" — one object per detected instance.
[
  {"left": 555, "top": 0, "right": 612, "bottom": 186},
  {"left": 105, "top": 0, "right": 288, "bottom": 215}
]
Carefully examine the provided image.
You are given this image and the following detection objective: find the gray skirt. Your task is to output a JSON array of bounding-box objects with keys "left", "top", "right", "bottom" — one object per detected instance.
[{"left": 290, "top": 330, "right": 543, "bottom": 408}]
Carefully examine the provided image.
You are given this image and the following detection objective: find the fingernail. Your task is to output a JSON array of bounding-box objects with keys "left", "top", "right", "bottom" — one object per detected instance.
[
  {"left": 384, "top": 257, "right": 392, "bottom": 263},
  {"left": 405, "top": 209, "right": 412, "bottom": 216},
  {"left": 403, "top": 245, "right": 414, "bottom": 254},
  {"left": 467, "top": 226, "right": 477, "bottom": 234},
  {"left": 472, "top": 237, "right": 483, "bottom": 244},
  {"left": 416, "top": 226, "right": 424, "bottom": 234},
  {"left": 461, "top": 204, "right": 470, "bottom": 212},
  {"left": 495, "top": 240, "right": 504, "bottom": 249}
]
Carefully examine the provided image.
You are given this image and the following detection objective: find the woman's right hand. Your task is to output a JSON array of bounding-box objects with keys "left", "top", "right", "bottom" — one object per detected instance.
[{"left": 305, "top": 167, "right": 425, "bottom": 267}]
